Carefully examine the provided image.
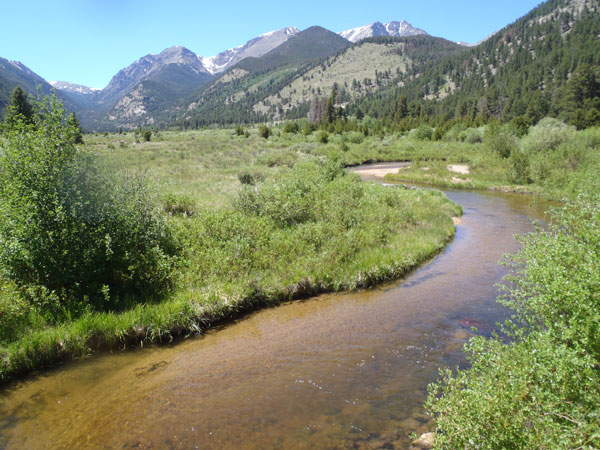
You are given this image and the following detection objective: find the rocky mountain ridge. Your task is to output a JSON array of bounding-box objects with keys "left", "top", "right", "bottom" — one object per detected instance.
[{"left": 339, "top": 21, "right": 427, "bottom": 43}]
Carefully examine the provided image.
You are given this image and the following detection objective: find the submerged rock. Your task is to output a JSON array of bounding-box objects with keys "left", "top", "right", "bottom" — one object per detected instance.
[{"left": 410, "top": 432, "right": 436, "bottom": 449}]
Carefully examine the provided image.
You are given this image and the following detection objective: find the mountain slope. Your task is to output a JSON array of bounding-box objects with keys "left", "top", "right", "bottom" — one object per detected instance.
[
  {"left": 97, "top": 46, "right": 210, "bottom": 107},
  {"left": 166, "top": 26, "right": 354, "bottom": 126},
  {"left": 339, "top": 21, "right": 427, "bottom": 43},
  {"left": 169, "top": 34, "right": 464, "bottom": 127},
  {"left": 235, "top": 26, "right": 352, "bottom": 72},
  {"left": 0, "top": 58, "right": 55, "bottom": 113},
  {"left": 353, "top": 0, "right": 600, "bottom": 126},
  {"left": 202, "top": 27, "right": 300, "bottom": 74},
  {"left": 0, "top": 58, "right": 82, "bottom": 117}
]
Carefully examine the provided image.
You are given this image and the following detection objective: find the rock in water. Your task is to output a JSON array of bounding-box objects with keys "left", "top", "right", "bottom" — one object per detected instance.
[{"left": 411, "top": 432, "right": 436, "bottom": 449}]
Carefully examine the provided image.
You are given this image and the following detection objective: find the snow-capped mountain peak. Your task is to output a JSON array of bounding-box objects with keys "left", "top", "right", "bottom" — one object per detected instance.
[
  {"left": 339, "top": 21, "right": 427, "bottom": 43},
  {"left": 49, "top": 81, "right": 100, "bottom": 94},
  {"left": 200, "top": 26, "right": 300, "bottom": 74}
]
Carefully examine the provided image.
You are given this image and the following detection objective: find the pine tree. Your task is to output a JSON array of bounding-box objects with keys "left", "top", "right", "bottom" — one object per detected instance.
[
  {"left": 67, "top": 112, "right": 84, "bottom": 144},
  {"left": 3, "top": 86, "right": 34, "bottom": 127}
]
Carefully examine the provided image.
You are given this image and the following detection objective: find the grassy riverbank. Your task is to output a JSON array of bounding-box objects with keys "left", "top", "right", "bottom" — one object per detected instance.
[
  {"left": 0, "top": 125, "right": 460, "bottom": 381},
  {"left": 384, "top": 120, "right": 600, "bottom": 201}
]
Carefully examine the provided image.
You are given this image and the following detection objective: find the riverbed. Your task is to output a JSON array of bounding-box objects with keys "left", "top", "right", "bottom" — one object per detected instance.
[{"left": 0, "top": 165, "right": 548, "bottom": 449}]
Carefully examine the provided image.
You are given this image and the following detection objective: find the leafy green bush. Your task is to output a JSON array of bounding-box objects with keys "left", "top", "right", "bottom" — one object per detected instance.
[
  {"left": 461, "top": 127, "right": 483, "bottom": 144},
  {"left": 0, "top": 95, "right": 177, "bottom": 315},
  {"left": 237, "top": 171, "right": 255, "bottom": 185},
  {"left": 259, "top": 125, "right": 270, "bottom": 139},
  {"left": 443, "top": 123, "right": 467, "bottom": 142},
  {"left": 257, "top": 148, "right": 298, "bottom": 168},
  {"left": 411, "top": 125, "right": 434, "bottom": 141},
  {"left": 0, "top": 280, "right": 34, "bottom": 343},
  {"left": 303, "top": 122, "right": 316, "bottom": 136},
  {"left": 522, "top": 117, "right": 576, "bottom": 153},
  {"left": 346, "top": 131, "right": 364, "bottom": 144},
  {"left": 283, "top": 121, "right": 300, "bottom": 134},
  {"left": 484, "top": 122, "right": 518, "bottom": 158},
  {"left": 235, "top": 160, "right": 345, "bottom": 227},
  {"left": 163, "top": 193, "right": 196, "bottom": 216},
  {"left": 506, "top": 149, "right": 531, "bottom": 184},
  {"left": 317, "top": 130, "right": 329, "bottom": 143},
  {"left": 427, "top": 199, "right": 600, "bottom": 449}
]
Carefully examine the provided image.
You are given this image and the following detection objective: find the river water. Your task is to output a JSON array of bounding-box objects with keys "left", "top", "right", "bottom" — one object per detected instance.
[{"left": 0, "top": 164, "right": 549, "bottom": 449}]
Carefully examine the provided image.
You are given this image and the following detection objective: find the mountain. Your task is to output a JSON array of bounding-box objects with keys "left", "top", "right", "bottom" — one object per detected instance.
[
  {"left": 354, "top": 0, "right": 600, "bottom": 128},
  {"left": 167, "top": 26, "right": 353, "bottom": 127},
  {"left": 171, "top": 34, "right": 464, "bottom": 128},
  {"left": 0, "top": 57, "right": 73, "bottom": 115},
  {"left": 97, "top": 46, "right": 210, "bottom": 107},
  {"left": 339, "top": 21, "right": 427, "bottom": 43},
  {"left": 49, "top": 81, "right": 99, "bottom": 95},
  {"left": 236, "top": 26, "right": 352, "bottom": 72},
  {"left": 201, "top": 27, "right": 300, "bottom": 74},
  {"left": 252, "top": 35, "right": 464, "bottom": 120}
]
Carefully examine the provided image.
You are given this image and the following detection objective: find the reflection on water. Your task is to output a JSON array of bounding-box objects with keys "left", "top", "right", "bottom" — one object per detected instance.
[{"left": 0, "top": 170, "right": 548, "bottom": 449}]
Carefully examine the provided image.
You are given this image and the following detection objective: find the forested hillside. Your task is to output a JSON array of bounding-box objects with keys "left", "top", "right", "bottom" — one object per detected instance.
[{"left": 354, "top": 0, "right": 600, "bottom": 130}]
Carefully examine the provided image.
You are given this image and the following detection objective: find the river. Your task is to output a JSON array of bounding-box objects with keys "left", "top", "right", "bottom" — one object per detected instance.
[{"left": 0, "top": 164, "right": 549, "bottom": 449}]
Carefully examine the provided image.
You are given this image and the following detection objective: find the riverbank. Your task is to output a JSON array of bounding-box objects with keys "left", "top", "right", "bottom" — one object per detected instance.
[
  {"left": 381, "top": 124, "right": 600, "bottom": 201},
  {"left": 0, "top": 129, "right": 461, "bottom": 382}
]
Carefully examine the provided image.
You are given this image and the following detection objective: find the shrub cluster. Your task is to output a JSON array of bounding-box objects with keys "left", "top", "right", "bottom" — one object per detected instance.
[
  {"left": 428, "top": 198, "right": 600, "bottom": 449},
  {"left": 0, "top": 95, "right": 176, "bottom": 320}
]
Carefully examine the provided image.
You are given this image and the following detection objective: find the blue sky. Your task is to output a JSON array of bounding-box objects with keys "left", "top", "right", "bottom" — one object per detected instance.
[{"left": 0, "top": 0, "right": 543, "bottom": 89}]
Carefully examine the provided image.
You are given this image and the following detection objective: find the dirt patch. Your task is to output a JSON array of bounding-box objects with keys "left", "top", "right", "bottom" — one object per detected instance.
[
  {"left": 448, "top": 164, "right": 470, "bottom": 174},
  {"left": 352, "top": 167, "right": 406, "bottom": 178}
]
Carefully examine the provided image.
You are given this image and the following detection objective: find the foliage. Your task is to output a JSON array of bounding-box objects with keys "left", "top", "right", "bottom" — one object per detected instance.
[
  {"left": 411, "top": 125, "right": 433, "bottom": 141},
  {"left": 0, "top": 94, "right": 176, "bottom": 316},
  {"left": 67, "top": 112, "right": 84, "bottom": 144},
  {"left": 484, "top": 122, "right": 518, "bottom": 158},
  {"left": 259, "top": 125, "right": 270, "bottom": 139},
  {"left": 521, "top": 117, "right": 576, "bottom": 153},
  {"left": 2, "top": 86, "right": 34, "bottom": 127},
  {"left": 163, "top": 193, "right": 196, "bottom": 216},
  {"left": 427, "top": 198, "right": 600, "bottom": 449},
  {"left": 317, "top": 130, "right": 329, "bottom": 143},
  {"left": 283, "top": 121, "right": 300, "bottom": 134}
]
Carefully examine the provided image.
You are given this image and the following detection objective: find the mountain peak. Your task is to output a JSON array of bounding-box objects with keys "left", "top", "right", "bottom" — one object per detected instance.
[
  {"left": 339, "top": 20, "right": 428, "bottom": 43},
  {"left": 49, "top": 81, "right": 100, "bottom": 94},
  {"left": 201, "top": 26, "right": 301, "bottom": 74}
]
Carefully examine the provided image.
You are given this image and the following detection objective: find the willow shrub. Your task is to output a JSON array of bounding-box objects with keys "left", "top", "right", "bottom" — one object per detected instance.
[
  {"left": 427, "top": 198, "right": 600, "bottom": 449},
  {"left": 0, "top": 95, "right": 176, "bottom": 319}
]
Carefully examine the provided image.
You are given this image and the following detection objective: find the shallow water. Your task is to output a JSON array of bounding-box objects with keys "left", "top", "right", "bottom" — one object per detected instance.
[{"left": 0, "top": 167, "right": 549, "bottom": 449}]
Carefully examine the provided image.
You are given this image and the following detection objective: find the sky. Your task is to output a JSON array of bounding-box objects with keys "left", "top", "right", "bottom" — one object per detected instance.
[{"left": 0, "top": 0, "right": 543, "bottom": 89}]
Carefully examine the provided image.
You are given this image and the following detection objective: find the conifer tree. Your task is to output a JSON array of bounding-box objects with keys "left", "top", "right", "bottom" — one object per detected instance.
[
  {"left": 3, "top": 86, "right": 34, "bottom": 127},
  {"left": 67, "top": 112, "right": 84, "bottom": 144}
]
